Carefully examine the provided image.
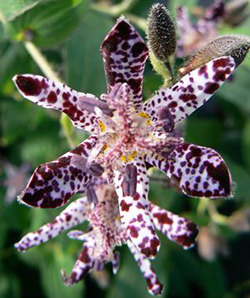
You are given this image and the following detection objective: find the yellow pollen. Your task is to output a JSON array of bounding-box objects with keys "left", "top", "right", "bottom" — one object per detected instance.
[
  {"left": 102, "top": 144, "right": 108, "bottom": 152},
  {"left": 98, "top": 121, "right": 105, "bottom": 132},
  {"left": 146, "top": 119, "right": 152, "bottom": 126},
  {"left": 121, "top": 155, "right": 127, "bottom": 162},
  {"left": 121, "top": 151, "right": 137, "bottom": 162},
  {"left": 138, "top": 112, "right": 149, "bottom": 119}
]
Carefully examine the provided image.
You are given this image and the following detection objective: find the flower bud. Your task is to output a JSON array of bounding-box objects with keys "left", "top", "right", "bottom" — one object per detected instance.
[
  {"left": 180, "top": 35, "right": 250, "bottom": 76},
  {"left": 147, "top": 4, "right": 176, "bottom": 62}
]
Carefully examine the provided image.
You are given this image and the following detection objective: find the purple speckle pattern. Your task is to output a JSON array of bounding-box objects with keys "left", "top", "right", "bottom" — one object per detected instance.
[
  {"left": 19, "top": 136, "right": 98, "bottom": 208},
  {"left": 143, "top": 56, "right": 235, "bottom": 123},
  {"left": 101, "top": 17, "right": 148, "bottom": 110},
  {"left": 149, "top": 202, "right": 199, "bottom": 249},
  {"left": 13, "top": 74, "right": 100, "bottom": 132},
  {"left": 166, "top": 143, "right": 232, "bottom": 198},
  {"left": 15, "top": 197, "right": 88, "bottom": 251},
  {"left": 127, "top": 239, "right": 163, "bottom": 295},
  {"left": 114, "top": 159, "right": 160, "bottom": 259},
  {"left": 16, "top": 183, "right": 198, "bottom": 295}
]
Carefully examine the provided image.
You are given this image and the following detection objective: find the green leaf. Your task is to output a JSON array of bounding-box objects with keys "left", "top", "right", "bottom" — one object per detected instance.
[
  {"left": 1, "top": 99, "right": 40, "bottom": 145},
  {"left": 225, "top": 157, "right": 250, "bottom": 202},
  {"left": 20, "top": 245, "right": 84, "bottom": 298},
  {"left": 217, "top": 67, "right": 250, "bottom": 112},
  {"left": 107, "top": 248, "right": 153, "bottom": 298},
  {"left": 66, "top": 11, "right": 114, "bottom": 96},
  {"left": 168, "top": 0, "right": 198, "bottom": 12},
  {"left": 242, "top": 119, "right": 250, "bottom": 170},
  {"left": 0, "top": 43, "right": 37, "bottom": 94},
  {"left": 21, "top": 134, "right": 66, "bottom": 167},
  {"left": 167, "top": 248, "right": 203, "bottom": 297},
  {"left": 4, "top": 0, "right": 89, "bottom": 47},
  {"left": 201, "top": 261, "right": 227, "bottom": 298},
  {"left": 0, "top": 274, "right": 21, "bottom": 298},
  {"left": 0, "top": 0, "right": 44, "bottom": 21},
  {"left": 185, "top": 117, "right": 223, "bottom": 148}
]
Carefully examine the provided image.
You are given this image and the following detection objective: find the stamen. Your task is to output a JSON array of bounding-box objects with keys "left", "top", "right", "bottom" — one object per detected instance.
[
  {"left": 86, "top": 188, "right": 98, "bottom": 205},
  {"left": 157, "top": 106, "right": 175, "bottom": 132},
  {"left": 78, "top": 96, "right": 114, "bottom": 116},
  {"left": 122, "top": 164, "right": 137, "bottom": 196},
  {"left": 86, "top": 162, "right": 104, "bottom": 176},
  {"left": 112, "top": 251, "right": 120, "bottom": 274}
]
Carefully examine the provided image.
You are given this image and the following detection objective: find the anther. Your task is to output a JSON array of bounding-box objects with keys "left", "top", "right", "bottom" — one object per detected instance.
[
  {"left": 79, "top": 96, "right": 114, "bottom": 116},
  {"left": 86, "top": 162, "right": 104, "bottom": 176},
  {"left": 122, "top": 164, "right": 137, "bottom": 197},
  {"left": 157, "top": 106, "right": 175, "bottom": 132},
  {"left": 86, "top": 188, "right": 98, "bottom": 205}
]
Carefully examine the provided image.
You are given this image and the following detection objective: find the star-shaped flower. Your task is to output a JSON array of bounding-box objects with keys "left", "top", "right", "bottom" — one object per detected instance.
[
  {"left": 176, "top": 0, "right": 249, "bottom": 58},
  {"left": 176, "top": 0, "right": 225, "bottom": 58},
  {"left": 13, "top": 16, "right": 239, "bottom": 294},
  {"left": 15, "top": 182, "right": 198, "bottom": 295}
]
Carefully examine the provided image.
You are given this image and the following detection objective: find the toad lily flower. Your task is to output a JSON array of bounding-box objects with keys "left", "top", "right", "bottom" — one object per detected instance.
[
  {"left": 15, "top": 183, "right": 199, "bottom": 295},
  {"left": 13, "top": 16, "right": 237, "bottom": 293},
  {"left": 176, "top": 1, "right": 225, "bottom": 58}
]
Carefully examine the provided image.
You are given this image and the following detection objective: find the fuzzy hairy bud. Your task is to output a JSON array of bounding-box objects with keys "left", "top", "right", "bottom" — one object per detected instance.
[
  {"left": 180, "top": 35, "right": 250, "bottom": 76},
  {"left": 147, "top": 3, "right": 176, "bottom": 62}
]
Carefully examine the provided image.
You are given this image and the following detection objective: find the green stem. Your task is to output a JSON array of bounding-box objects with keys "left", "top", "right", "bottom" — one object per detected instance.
[
  {"left": 91, "top": 0, "right": 147, "bottom": 31},
  {"left": 125, "top": 13, "right": 147, "bottom": 31},
  {"left": 208, "top": 202, "right": 228, "bottom": 225},
  {"left": 24, "top": 41, "right": 62, "bottom": 82},
  {"left": 24, "top": 41, "right": 75, "bottom": 148},
  {"left": 91, "top": 0, "right": 137, "bottom": 16},
  {"left": 197, "top": 199, "right": 228, "bottom": 225}
]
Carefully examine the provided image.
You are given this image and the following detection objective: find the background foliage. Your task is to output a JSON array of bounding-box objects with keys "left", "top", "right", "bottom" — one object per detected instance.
[{"left": 1, "top": 0, "right": 250, "bottom": 297}]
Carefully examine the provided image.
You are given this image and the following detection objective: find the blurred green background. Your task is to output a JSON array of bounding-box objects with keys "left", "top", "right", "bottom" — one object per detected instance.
[{"left": 1, "top": 0, "right": 250, "bottom": 297}]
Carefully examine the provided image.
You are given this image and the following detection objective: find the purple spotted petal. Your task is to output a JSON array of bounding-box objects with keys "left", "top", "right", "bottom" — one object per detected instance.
[
  {"left": 149, "top": 202, "right": 199, "bottom": 249},
  {"left": 127, "top": 240, "right": 163, "bottom": 295},
  {"left": 101, "top": 17, "right": 148, "bottom": 110},
  {"left": 143, "top": 56, "right": 235, "bottom": 123},
  {"left": 13, "top": 74, "right": 100, "bottom": 132},
  {"left": 62, "top": 241, "right": 95, "bottom": 285},
  {"left": 114, "top": 160, "right": 160, "bottom": 259},
  {"left": 14, "top": 197, "right": 88, "bottom": 251},
  {"left": 19, "top": 136, "right": 98, "bottom": 208},
  {"left": 176, "top": 6, "right": 197, "bottom": 58},
  {"left": 166, "top": 143, "right": 232, "bottom": 198},
  {"left": 201, "top": 0, "right": 225, "bottom": 23}
]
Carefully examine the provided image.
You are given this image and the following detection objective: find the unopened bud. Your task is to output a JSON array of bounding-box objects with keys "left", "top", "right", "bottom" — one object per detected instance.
[
  {"left": 147, "top": 4, "right": 176, "bottom": 62},
  {"left": 180, "top": 35, "right": 250, "bottom": 76}
]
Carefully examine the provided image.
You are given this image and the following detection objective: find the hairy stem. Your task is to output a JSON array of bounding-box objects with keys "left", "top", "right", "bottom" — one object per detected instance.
[
  {"left": 91, "top": 0, "right": 147, "bottom": 31},
  {"left": 24, "top": 41, "right": 75, "bottom": 148},
  {"left": 91, "top": 0, "right": 137, "bottom": 16},
  {"left": 24, "top": 41, "right": 62, "bottom": 82}
]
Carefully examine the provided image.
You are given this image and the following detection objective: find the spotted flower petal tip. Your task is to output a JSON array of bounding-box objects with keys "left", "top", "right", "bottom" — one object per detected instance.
[
  {"left": 101, "top": 17, "right": 148, "bottom": 109},
  {"left": 18, "top": 136, "right": 97, "bottom": 209},
  {"left": 150, "top": 202, "right": 199, "bottom": 249},
  {"left": 166, "top": 143, "right": 233, "bottom": 199}
]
